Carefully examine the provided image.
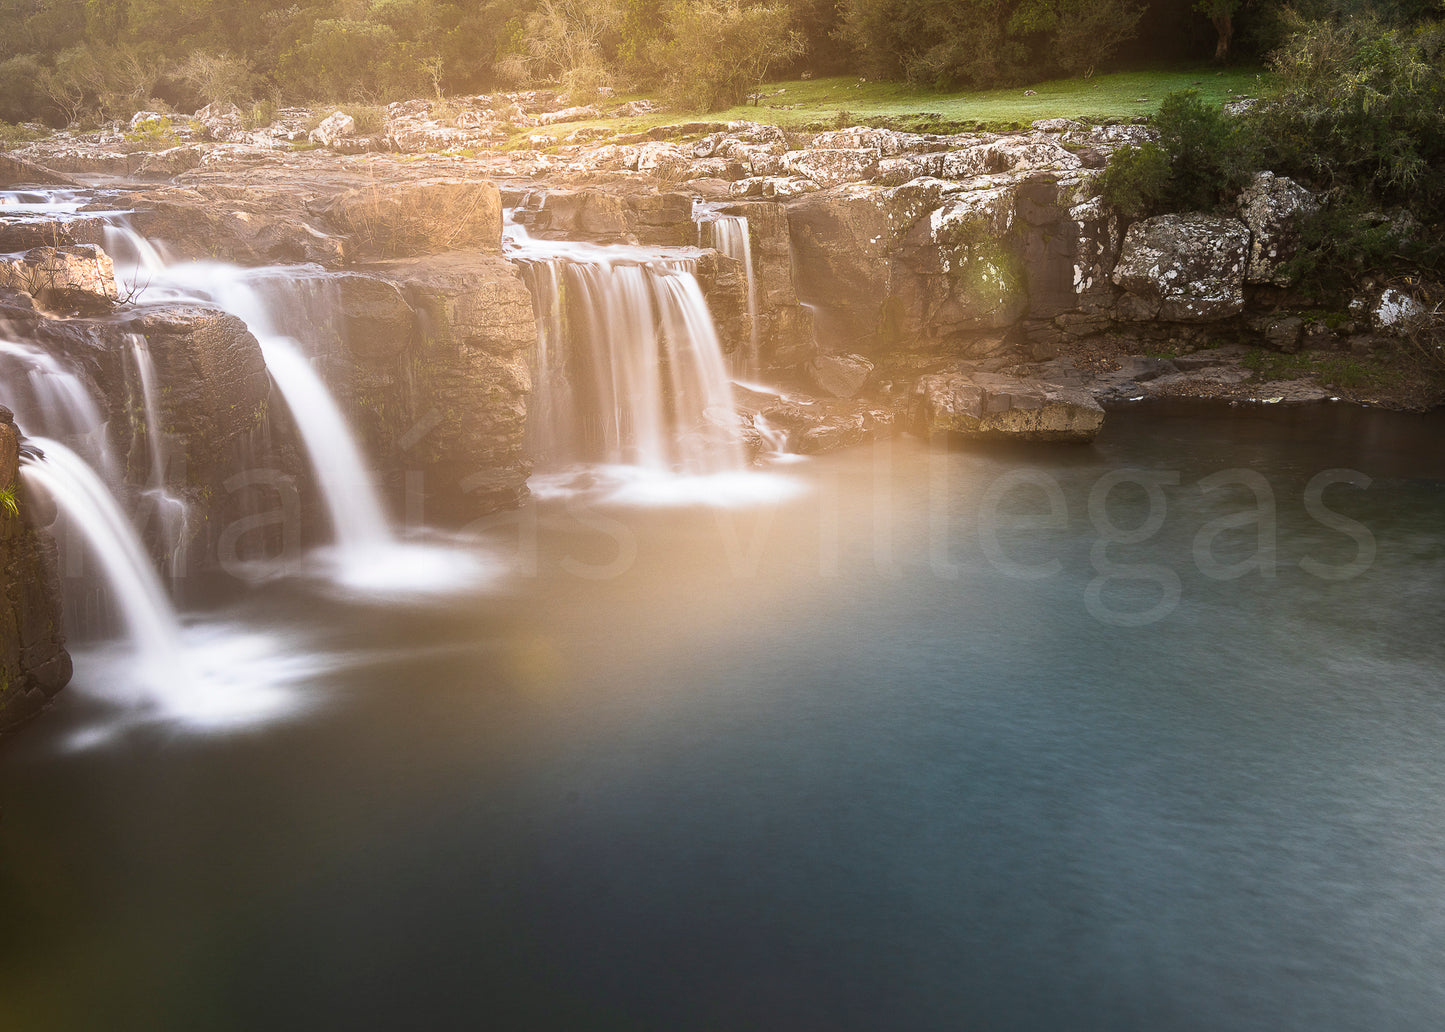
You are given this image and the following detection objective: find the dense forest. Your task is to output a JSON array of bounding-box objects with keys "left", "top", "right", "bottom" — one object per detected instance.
[{"left": 0, "top": 0, "right": 1437, "bottom": 124}]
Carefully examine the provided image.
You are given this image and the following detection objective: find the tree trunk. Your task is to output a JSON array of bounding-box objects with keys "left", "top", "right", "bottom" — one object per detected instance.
[{"left": 1212, "top": 13, "right": 1233, "bottom": 62}]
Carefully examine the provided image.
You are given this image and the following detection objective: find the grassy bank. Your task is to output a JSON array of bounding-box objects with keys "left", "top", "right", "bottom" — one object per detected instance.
[{"left": 527, "top": 67, "right": 1267, "bottom": 144}]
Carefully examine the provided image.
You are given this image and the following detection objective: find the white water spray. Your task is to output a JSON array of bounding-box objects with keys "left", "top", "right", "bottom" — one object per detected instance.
[{"left": 21, "top": 438, "right": 182, "bottom": 665}]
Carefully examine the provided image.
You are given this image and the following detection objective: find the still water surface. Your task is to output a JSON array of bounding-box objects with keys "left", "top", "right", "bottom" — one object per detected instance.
[{"left": 3, "top": 403, "right": 1444, "bottom": 1031}]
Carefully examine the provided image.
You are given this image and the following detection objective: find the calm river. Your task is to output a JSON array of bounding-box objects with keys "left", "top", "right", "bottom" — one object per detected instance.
[{"left": 3, "top": 401, "right": 1444, "bottom": 1031}]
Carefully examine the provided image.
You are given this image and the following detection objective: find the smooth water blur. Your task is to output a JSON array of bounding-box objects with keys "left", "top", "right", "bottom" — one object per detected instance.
[{"left": 2, "top": 403, "right": 1444, "bottom": 1031}]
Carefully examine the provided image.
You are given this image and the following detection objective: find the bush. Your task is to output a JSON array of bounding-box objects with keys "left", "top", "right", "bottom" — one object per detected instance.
[
  {"left": 1098, "top": 141, "right": 1171, "bottom": 218},
  {"left": 1251, "top": 13, "right": 1445, "bottom": 211},
  {"left": 1249, "top": 13, "right": 1445, "bottom": 293},
  {"left": 1152, "top": 89, "right": 1258, "bottom": 210},
  {"left": 175, "top": 51, "right": 256, "bottom": 110}
]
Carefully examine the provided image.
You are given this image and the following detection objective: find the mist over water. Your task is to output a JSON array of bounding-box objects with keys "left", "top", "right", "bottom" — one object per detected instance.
[{"left": 3, "top": 403, "right": 1444, "bottom": 1031}]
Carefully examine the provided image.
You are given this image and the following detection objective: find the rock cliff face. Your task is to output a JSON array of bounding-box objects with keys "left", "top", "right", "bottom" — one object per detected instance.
[
  {"left": 332, "top": 253, "right": 538, "bottom": 522},
  {"left": 0, "top": 410, "right": 71, "bottom": 732}
]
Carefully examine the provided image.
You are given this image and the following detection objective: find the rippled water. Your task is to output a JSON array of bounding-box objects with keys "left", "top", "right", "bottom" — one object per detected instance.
[{"left": 2, "top": 403, "right": 1443, "bottom": 1031}]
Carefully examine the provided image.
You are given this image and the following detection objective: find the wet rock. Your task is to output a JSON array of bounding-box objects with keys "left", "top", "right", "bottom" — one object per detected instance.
[
  {"left": 0, "top": 410, "right": 72, "bottom": 732},
  {"left": 807, "top": 353, "right": 875, "bottom": 398},
  {"left": 340, "top": 253, "right": 538, "bottom": 520},
  {"left": 316, "top": 179, "right": 503, "bottom": 258},
  {"left": 1112, "top": 213, "right": 1249, "bottom": 322},
  {"left": 911, "top": 370, "right": 1104, "bottom": 442}
]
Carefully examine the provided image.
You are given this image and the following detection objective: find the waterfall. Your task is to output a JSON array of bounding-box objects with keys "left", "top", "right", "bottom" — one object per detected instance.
[
  {"left": 701, "top": 214, "right": 759, "bottom": 379},
  {"left": 145, "top": 263, "right": 394, "bottom": 556},
  {"left": 21, "top": 438, "right": 183, "bottom": 664},
  {"left": 509, "top": 227, "right": 744, "bottom": 475},
  {"left": 0, "top": 339, "right": 118, "bottom": 481},
  {"left": 126, "top": 334, "right": 191, "bottom": 580},
  {"left": 103, "top": 219, "right": 168, "bottom": 292}
]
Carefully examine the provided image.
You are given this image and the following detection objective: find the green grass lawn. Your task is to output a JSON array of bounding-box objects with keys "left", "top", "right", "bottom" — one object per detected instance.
[{"left": 520, "top": 67, "right": 1268, "bottom": 145}]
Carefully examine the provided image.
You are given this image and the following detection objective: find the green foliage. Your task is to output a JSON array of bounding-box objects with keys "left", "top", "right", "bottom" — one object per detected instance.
[
  {"left": 0, "top": 486, "right": 17, "bottom": 520},
  {"left": 1152, "top": 88, "right": 1258, "bottom": 209},
  {"left": 1249, "top": 12, "right": 1445, "bottom": 293},
  {"left": 650, "top": 0, "right": 806, "bottom": 111},
  {"left": 278, "top": 18, "right": 425, "bottom": 101},
  {"left": 240, "top": 99, "right": 277, "bottom": 130},
  {"left": 1251, "top": 13, "right": 1445, "bottom": 209},
  {"left": 837, "top": 0, "right": 1145, "bottom": 88},
  {"left": 174, "top": 50, "right": 256, "bottom": 109},
  {"left": 124, "top": 115, "right": 179, "bottom": 149},
  {"left": 1284, "top": 201, "right": 1442, "bottom": 296},
  {"left": 0, "top": 55, "right": 47, "bottom": 123},
  {"left": 342, "top": 105, "right": 387, "bottom": 135},
  {"left": 0, "top": 120, "right": 49, "bottom": 146},
  {"left": 1098, "top": 141, "right": 1171, "bottom": 218}
]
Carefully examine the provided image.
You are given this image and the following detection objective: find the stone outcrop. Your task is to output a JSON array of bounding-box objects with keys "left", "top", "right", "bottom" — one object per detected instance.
[
  {"left": 1237, "top": 171, "right": 1318, "bottom": 285},
  {"left": 911, "top": 371, "right": 1104, "bottom": 442},
  {"left": 0, "top": 409, "right": 72, "bottom": 732},
  {"left": 0, "top": 154, "right": 76, "bottom": 188},
  {"left": 316, "top": 179, "right": 503, "bottom": 258},
  {"left": 1111, "top": 213, "right": 1250, "bottom": 322},
  {"left": 309, "top": 111, "right": 357, "bottom": 148},
  {"left": 0, "top": 245, "right": 118, "bottom": 313},
  {"left": 332, "top": 253, "right": 538, "bottom": 521}
]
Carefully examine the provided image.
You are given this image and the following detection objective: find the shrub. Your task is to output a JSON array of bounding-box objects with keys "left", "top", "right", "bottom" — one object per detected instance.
[
  {"left": 1098, "top": 141, "right": 1171, "bottom": 218},
  {"left": 1152, "top": 89, "right": 1258, "bottom": 210},
  {"left": 124, "top": 115, "right": 180, "bottom": 150},
  {"left": 175, "top": 51, "right": 256, "bottom": 110}
]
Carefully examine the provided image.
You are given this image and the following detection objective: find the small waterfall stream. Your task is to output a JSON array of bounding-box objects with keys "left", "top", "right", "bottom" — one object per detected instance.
[
  {"left": 126, "top": 334, "right": 191, "bottom": 581},
  {"left": 699, "top": 213, "right": 759, "bottom": 379},
  {"left": 177, "top": 266, "right": 395, "bottom": 555},
  {"left": 507, "top": 225, "right": 744, "bottom": 476},
  {"left": 20, "top": 438, "right": 183, "bottom": 666},
  {"left": 0, "top": 339, "right": 119, "bottom": 480}
]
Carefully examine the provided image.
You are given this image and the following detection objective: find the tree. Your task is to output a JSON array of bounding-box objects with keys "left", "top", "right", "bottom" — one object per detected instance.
[
  {"left": 507, "top": 0, "right": 625, "bottom": 98},
  {"left": 1195, "top": 0, "right": 1244, "bottom": 61},
  {"left": 650, "top": 0, "right": 805, "bottom": 111}
]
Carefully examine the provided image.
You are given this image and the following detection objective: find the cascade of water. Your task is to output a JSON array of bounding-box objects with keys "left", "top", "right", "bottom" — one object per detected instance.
[
  {"left": 514, "top": 249, "right": 744, "bottom": 474},
  {"left": 126, "top": 334, "right": 191, "bottom": 580},
  {"left": 0, "top": 339, "right": 118, "bottom": 480},
  {"left": 702, "top": 215, "right": 759, "bottom": 379},
  {"left": 145, "top": 263, "right": 394, "bottom": 555},
  {"left": 102, "top": 219, "right": 168, "bottom": 291},
  {"left": 21, "top": 438, "right": 183, "bottom": 664}
]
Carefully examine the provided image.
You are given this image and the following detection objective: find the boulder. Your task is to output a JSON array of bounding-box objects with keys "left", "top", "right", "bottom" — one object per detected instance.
[
  {"left": 309, "top": 111, "right": 357, "bottom": 147},
  {"left": 911, "top": 371, "right": 1104, "bottom": 442},
  {"left": 807, "top": 353, "right": 874, "bottom": 398},
  {"left": 1111, "top": 213, "right": 1249, "bottom": 322},
  {"left": 1237, "top": 171, "right": 1318, "bottom": 285},
  {"left": 0, "top": 245, "right": 118, "bottom": 312},
  {"left": 1372, "top": 288, "right": 1424, "bottom": 331},
  {"left": 782, "top": 148, "right": 878, "bottom": 188}
]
